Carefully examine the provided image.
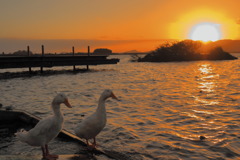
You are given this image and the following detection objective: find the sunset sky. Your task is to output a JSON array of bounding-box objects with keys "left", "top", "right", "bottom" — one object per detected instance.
[{"left": 1, "top": 0, "right": 240, "bottom": 53}]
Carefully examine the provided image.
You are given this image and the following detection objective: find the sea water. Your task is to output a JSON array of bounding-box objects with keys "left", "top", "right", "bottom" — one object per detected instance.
[{"left": 0, "top": 54, "right": 240, "bottom": 160}]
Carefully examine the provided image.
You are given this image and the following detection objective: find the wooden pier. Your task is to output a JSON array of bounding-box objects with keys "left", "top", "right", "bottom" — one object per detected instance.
[
  {"left": 0, "top": 46, "right": 119, "bottom": 72},
  {"left": 0, "top": 55, "right": 119, "bottom": 69}
]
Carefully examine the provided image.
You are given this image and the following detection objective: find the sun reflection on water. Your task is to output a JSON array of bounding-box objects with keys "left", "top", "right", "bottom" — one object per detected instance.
[
  {"left": 199, "top": 64, "right": 212, "bottom": 74},
  {"left": 195, "top": 63, "right": 220, "bottom": 105},
  {"left": 198, "top": 64, "right": 218, "bottom": 92}
]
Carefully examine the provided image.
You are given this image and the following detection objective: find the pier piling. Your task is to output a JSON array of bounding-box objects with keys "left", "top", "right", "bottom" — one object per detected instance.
[
  {"left": 41, "top": 45, "right": 44, "bottom": 73},
  {"left": 72, "top": 46, "right": 76, "bottom": 71},
  {"left": 27, "top": 46, "right": 32, "bottom": 73},
  {"left": 87, "top": 46, "right": 90, "bottom": 70}
]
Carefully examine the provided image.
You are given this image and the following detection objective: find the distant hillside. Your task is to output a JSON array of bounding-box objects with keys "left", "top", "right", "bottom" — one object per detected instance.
[
  {"left": 124, "top": 50, "right": 140, "bottom": 53},
  {"left": 210, "top": 40, "right": 240, "bottom": 53},
  {"left": 121, "top": 39, "right": 240, "bottom": 54}
]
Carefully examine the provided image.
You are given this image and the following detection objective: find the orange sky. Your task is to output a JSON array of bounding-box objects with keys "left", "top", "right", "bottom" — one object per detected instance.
[{"left": 1, "top": 0, "right": 240, "bottom": 52}]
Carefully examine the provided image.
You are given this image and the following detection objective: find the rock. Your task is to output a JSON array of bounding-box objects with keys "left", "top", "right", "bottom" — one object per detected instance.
[
  {"left": 5, "top": 106, "right": 13, "bottom": 111},
  {"left": 200, "top": 135, "right": 206, "bottom": 141}
]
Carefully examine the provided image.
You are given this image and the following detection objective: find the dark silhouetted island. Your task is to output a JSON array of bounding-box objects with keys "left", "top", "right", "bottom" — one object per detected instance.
[
  {"left": 93, "top": 48, "right": 112, "bottom": 55},
  {"left": 134, "top": 40, "right": 238, "bottom": 62}
]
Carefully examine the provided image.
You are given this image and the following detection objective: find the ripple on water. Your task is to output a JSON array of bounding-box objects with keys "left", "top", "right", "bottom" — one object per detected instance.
[{"left": 1, "top": 55, "right": 240, "bottom": 159}]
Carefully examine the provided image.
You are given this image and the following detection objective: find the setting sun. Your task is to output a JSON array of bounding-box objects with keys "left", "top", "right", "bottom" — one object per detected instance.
[{"left": 189, "top": 23, "right": 222, "bottom": 42}]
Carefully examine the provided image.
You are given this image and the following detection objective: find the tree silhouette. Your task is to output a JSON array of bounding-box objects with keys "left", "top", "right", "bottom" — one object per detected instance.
[
  {"left": 12, "top": 50, "right": 33, "bottom": 56},
  {"left": 135, "top": 40, "right": 237, "bottom": 62}
]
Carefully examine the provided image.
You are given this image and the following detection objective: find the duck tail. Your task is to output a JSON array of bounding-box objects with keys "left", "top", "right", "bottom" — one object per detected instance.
[{"left": 15, "top": 129, "right": 28, "bottom": 143}]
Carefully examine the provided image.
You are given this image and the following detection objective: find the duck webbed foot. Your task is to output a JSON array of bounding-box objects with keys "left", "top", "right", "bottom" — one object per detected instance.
[
  {"left": 41, "top": 145, "right": 59, "bottom": 160},
  {"left": 86, "top": 138, "right": 97, "bottom": 150},
  {"left": 45, "top": 154, "right": 59, "bottom": 160}
]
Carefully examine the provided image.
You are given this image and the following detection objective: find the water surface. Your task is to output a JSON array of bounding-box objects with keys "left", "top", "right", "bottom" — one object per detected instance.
[{"left": 1, "top": 54, "right": 240, "bottom": 160}]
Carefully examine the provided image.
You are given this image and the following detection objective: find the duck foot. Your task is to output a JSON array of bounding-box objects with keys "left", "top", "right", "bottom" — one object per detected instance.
[
  {"left": 42, "top": 145, "right": 59, "bottom": 160},
  {"left": 87, "top": 144, "right": 97, "bottom": 150},
  {"left": 86, "top": 138, "right": 97, "bottom": 150},
  {"left": 46, "top": 154, "right": 59, "bottom": 158},
  {"left": 42, "top": 155, "right": 59, "bottom": 160}
]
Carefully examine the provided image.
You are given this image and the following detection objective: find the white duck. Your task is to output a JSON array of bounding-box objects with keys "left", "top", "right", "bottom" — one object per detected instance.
[
  {"left": 74, "top": 89, "right": 118, "bottom": 149},
  {"left": 15, "top": 93, "right": 72, "bottom": 160}
]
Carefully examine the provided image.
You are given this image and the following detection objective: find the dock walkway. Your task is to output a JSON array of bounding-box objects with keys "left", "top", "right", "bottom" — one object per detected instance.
[{"left": 0, "top": 55, "right": 119, "bottom": 71}]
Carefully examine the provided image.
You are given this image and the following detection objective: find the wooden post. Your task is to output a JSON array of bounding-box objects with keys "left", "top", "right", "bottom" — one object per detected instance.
[
  {"left": 41, "top": 45, "right": 44, "bottom": 73},
  {"left": 88, "top": 46, "right": 90, "bottom": 56},
  {"left": 72, "top": 46, "right": 76, "bottom": 71},
  {"left": 27, "top": 46, "right": 32, "bottom": 73},
  {"left": 87, "top": 46, "right": 90, "bottom": 70}
]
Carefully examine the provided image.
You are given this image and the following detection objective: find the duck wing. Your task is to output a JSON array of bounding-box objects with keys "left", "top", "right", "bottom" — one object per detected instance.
[
  {"left": 75, "top": 113, "right": 106, "bottom": 139},
  {"left": 29, "top": 116, "right": 55, "bottom": 136},
  {"left": 16, "top": 116, "right": 57, "bottom": 146}
]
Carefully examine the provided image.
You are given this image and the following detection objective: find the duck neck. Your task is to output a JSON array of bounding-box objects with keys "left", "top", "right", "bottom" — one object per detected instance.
[
  {"left": 51, "top": 102, "right": 63, "bottom": 120},
  {"left": 96, "top": 96, "right": 107, "bottom": 115}
]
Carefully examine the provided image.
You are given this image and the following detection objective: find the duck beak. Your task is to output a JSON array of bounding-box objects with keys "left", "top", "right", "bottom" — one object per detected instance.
[
  {"left": 111, "top": 92, "right": 118, "bottom": 100},
  {"left": 64, "top": 98, "right": 72, "bottom": 108}
]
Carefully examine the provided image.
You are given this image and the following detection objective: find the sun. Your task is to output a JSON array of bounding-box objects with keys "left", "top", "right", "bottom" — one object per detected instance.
[{"left": 189, "top": 23, "right": 221, "bottom": 42}]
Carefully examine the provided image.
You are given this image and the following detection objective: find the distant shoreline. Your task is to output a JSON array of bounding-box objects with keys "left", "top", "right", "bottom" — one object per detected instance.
[{"left": 1, "top": 39, "right": 240, "bottom": 54}]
